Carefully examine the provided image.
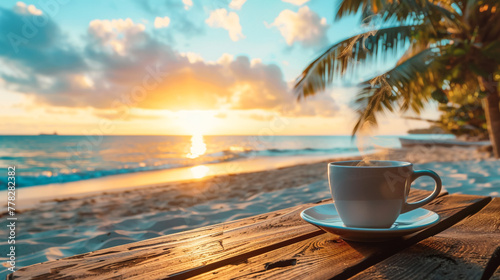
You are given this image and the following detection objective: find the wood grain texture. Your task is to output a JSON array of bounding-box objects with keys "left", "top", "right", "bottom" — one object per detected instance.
[
  {"left": 7, "top": 190, "right": 443, "bottom": 280},
  {"left": 189, "top": 194, "right": 491, "bottom": 280},
  {"left": 9, "top": 199, "right": 327, "bottom": 279},
  {"left": 349, "top": 198, "right": 500, "bottom": 280}
]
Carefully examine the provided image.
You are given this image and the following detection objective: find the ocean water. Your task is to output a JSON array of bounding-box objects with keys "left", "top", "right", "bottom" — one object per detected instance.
[{"left": 0, "top": 134, "right": 454, "bottom": 187}]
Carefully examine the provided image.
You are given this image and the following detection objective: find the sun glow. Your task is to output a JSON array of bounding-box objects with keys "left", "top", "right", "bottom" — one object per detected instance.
[
  {"left": 186, "top": 134, "right": 207, "bottom": 158},
  {"left": 190, "top": 165, "right": 209, "bottom": 179},
  {"left": 181, "top": 110, "right": 212, "bottom": 159},
  {"left": 178, "top": 110, "right": 215, "bottom": 135}
]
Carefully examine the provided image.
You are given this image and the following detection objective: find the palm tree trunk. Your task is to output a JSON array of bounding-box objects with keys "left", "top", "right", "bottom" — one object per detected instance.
[{"left": 482, "top": 78, "right": 500, "bottom": 158}]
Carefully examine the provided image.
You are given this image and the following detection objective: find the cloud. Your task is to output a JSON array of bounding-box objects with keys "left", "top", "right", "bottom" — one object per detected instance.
[
  {"left": 251, "top": 58, "right": 262, "bottom": 68},
  {"left": 229, "top": 0, "right": 246, "bottom": 10},
  {"left": 182, "top": 0, "right": 193, "bottom": 10},
  {"left": 217, "top": 53, "right": 234, "bottom": 64},
  {"left": 180, "top": 52, "right": 204, "bottom": 63},
  {"left": 284, "top": 91, "right": 338, "bottom": 117},
  {"left": 282, "top": 0, "right": 310, "bottom": 6},
  {"left": 135, "top": 0, "right": 204, "bottom": 37},
  {"left": 154, "top": 16, "right": 171, "bottom": 28},
  {"left": 0, "top": 5, "right": 87, "bottom": 104},
  {"left": 206, "top": 8, "right": 244, "bottom": 41},
  {"left": 269, "top": 6, "right": 328, "bottom": 48},
  {"left": 0, "top": 4, "right": 339, "bottom": 119},
  {"left": 88, "top": 18, "right": 146, "bottom": 55},
  {"left": 93, "top": 109, "right": 165, "bottom": 121},
  {"left": 247, "top": 112, "right": 276, "bottom": 122},
  {"left": 14, "top": 1, "right": 42, "bottom": 15}
]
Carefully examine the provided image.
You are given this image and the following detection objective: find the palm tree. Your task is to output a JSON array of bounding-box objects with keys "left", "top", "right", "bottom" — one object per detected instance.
[{"left": 296, "top": 0, "right": 500, "bottom": 157}]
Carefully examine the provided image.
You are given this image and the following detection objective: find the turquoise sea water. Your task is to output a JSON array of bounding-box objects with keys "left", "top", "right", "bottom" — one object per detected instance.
[{"left": 0, "top": 134, "right": 455, "bottom": 187}]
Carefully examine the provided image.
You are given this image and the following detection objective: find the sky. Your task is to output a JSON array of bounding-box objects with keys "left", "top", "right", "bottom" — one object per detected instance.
[{"left": 0, "top": 0, "right": 438, "bottom": 135}]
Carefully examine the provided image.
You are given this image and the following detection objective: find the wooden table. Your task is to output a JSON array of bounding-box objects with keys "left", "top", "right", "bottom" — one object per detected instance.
[{"left": 8, "top": 190, "right": 500, "bottom": 279}]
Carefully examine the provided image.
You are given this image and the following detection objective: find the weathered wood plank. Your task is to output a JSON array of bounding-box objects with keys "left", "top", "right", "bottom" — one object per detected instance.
[
  {"left": 9, "top": 190, "right": 436, "bottom": 279},
  {"left": 190, "top": 194, "right": 491, "bottom": 280},
  {"left": 9, "top": 207, "right": 323, "bottom": 280},
  {"left": 349, "top": 198, "right": 500, "bottom": 280}
]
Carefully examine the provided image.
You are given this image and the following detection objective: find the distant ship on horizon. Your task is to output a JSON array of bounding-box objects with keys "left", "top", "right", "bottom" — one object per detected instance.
[{"left": 38, "top": 132, "right": 58, "bottom": 136}]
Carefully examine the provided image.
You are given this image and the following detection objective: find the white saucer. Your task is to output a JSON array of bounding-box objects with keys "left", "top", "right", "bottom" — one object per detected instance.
[{"left": 300, "top": 204, "right": 440, "bottom": 242}]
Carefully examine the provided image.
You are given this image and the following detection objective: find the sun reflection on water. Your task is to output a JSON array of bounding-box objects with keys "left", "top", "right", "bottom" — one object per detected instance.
[
  {"left": 186, "top": 134, "right": 207, "bottom": 159},
  {"left": 190, "top": 165, "right": 210, "bottom": 179}
]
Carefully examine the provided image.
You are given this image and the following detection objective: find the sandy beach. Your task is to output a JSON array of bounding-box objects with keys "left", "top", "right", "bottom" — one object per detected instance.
[{"left": 1, "top": 145, "right": 499, "bottom": 277}]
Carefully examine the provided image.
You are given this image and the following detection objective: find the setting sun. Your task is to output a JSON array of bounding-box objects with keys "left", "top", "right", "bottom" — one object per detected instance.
[{"left": 177, "top": 110, "right": 216, "bottom": 135}]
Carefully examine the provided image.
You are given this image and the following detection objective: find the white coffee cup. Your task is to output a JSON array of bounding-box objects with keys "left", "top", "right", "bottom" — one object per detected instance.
[{"left": 328, "top": 160, "right": 442, "bottom": 228}]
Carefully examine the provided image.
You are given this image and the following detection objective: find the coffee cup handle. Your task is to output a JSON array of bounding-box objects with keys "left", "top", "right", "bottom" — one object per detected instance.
[{"left": 401, "top": 170, "right": 442, "bottom": 213}]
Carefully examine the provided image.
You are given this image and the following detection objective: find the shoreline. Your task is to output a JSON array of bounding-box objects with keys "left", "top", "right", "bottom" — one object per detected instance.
[
  {"left": 4, "top": 144, "right": 494, "bottom": 214},
  {"left": 4, "top": 152, "right": 364, "bottom": 210}
]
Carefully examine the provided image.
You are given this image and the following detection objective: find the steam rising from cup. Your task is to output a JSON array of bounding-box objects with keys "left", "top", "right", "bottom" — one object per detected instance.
[{"left": 355, "top": 122, "right": 389, "bottom": 166}]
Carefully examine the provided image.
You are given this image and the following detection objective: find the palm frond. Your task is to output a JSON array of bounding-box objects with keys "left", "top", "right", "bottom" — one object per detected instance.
[
  {"left": 378, "top": 0, "right": 429, "bottom": 22},
  {"left": 295, "top": 24, "right": 435, "bottom": 99},
  {"left": 336, "top": 0, "right": 368, "bottom": 20},
  {"left": 426, "top": 2, "right": 463, "bottom": 29},
  {"left": 335, "top": 0, "right": 419, "bottom": 20},
  {"left": 352, "top": 47, "right": 446, "bottom": 134},
  {"left": 336, "top": 0, "right": 460, "bottom": 25},
  {"left": 304, "top": 0, "right": 499, "bottom": 138}
]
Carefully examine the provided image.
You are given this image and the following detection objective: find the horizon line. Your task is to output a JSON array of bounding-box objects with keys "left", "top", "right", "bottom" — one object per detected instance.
[{"left": 0, "top": 133, "right": 435, "bottom": 137}]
